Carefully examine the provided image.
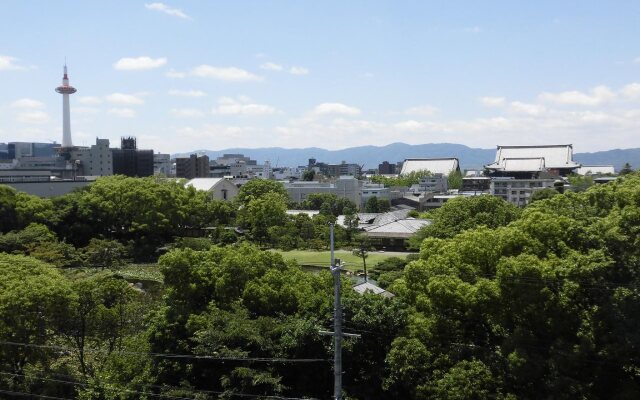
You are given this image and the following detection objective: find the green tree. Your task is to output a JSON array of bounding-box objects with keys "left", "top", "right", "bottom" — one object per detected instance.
[
  {"left": 530, "top": 187, "right": 559, "bottom": 202},
  {"left": 365, "top": 196, "right": 380, "bottom": 213},
  {"left": 567, "top": 174, "right": 594, "bottom": 192},
  {"left": 82, "top": 238, "right": 129, "bottom": 269},
  {"left": 390, "top": 173, "right": 640, "bottom": 399},
  {"left": 377, "top": 198, "right": 391, "bottom": 212},
  {"left": 238, "top": 192, "right": 288, "bottom": 244},
  {"left": 0, "top": 223, "right": 57, "bottom": 254},
  {"left": 352, "top": 234, "right": 372, "bottom": 281},
  {"left": 0, "top": 185, "right": 55, "bottom": 233},
  {"left": 619, "top": 162, "right": 633, "bottom": 175},
  {"left": 370, "top": 170, "right": 432, "bottom": 187},
  {"left": 302, "top": 169, "right": 315, "bottom": 181},
  {"left": 410, "top": 195, "right": 521, "bottom": 247},
  {"left": 54, "top": 176, "right": 227, "bottom": 259},
  {"left": 0, "top": 255, "right": 73, "bottom": 378},
  {"left": 60, "top": 275, "right": 137, "bottom": 376},
  {"left": 298, "top": 193, "right": 357, "bottom": 217},
  {"left": 236, "top": 179, "right": 288, "bottom": 206},
  {"left": 448, "top": 170, "right": 463, "bottom": 190}
]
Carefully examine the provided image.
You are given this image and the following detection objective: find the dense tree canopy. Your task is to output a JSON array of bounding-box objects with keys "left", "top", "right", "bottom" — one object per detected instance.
[
  {"left": 147, "top": 244, "right": 404, "bottom": 398},
  {"left": 388, "top": 173, "right": 640, "bottom": 399},
  {"left": 410, "top": 194, "right": 521, "bottom": 248},
  {"left": 296, "top": 193, "right": 357, "bottom": 217},
  {"left": 2, "top": 173, "right": 640, "bottom": 399},
  {"left": 235, "top": 179, "right": 289, "bottom": 206},
  {"left": 370, "top": 170, "right": 432, "bottom": 187}
]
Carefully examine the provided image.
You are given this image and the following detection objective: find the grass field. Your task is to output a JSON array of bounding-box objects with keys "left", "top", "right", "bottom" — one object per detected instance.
[
  {"left": 114, "top": 264, "right": 164, "bottom": 283},
  {"left": 272, "top": 249, "right": 415, "bottom": 271}
]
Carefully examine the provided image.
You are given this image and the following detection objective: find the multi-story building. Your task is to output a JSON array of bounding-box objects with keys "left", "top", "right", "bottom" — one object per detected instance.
[
  {"left": 410, "top": 174, "right": 449, "bottom": 193},
  {"left": 326, "top": 161, "right": 361, "bottom": 177},
  {"left": 215, "top": 154, "right": 257, "bottom": 166},
  {"left": 112, "top": 137, "right": 154, "bottom": 177},
  {"left": 153, "top": 153, "right": 172, "bottom": 176},
  {"left": 176, "top": 154, "right": 210, "bottom": 179},
  {"left": 361, "top": 182, "right": 390, "bottom": 208},
  {"left": 68, "top": 138, "right": 112, "bottom": 176},
  {"left": 273, "top": 167, "right": 303, "bottom": 180},
  {"left": 378, "top": 161, "right": 396, "bottom": 175},
  {"left": 245, "top": 160, "right": 272, "bottom": 179},
  {"left": 490, "top": 177, "right": 555, "bottom": 206},
  {"left": 7, "top": 142, "right": 57, "bottom": 159},
  {"left": 285, "top": 176, "right": 362, "bottom": 206},
  {"left": 462, "top": 176, "right": 491, "bottom": 193}
]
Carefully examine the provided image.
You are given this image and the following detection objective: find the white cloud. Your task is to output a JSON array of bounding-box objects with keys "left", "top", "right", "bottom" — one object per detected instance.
[
  {"left": 0, "top": 55, "right": 29, "bottom": 71},
  {"left": 634, "top": 57, "right": 640, "bottom": 64},
  {"left": 538, "top": 85, "right": 615, "bottom": 106},
  {"left": 114, "top": 56, "right": 167, "bottom": 70},
  {"left": 171, "top": 108, "right": 205, "bottom": 118},
  {"left": 165, "top": 69, "right": 186, "bottom": 79},
  {"left": 509, "top": 101, "right": 546, "bottom": 116},
  {"left": 144, "top": 2, "right": 190, "bottom": 19},
  {"left": 11, "top": 98, "right": 45, "bottom": 109},
  {"left": 259, "top": 62, "right": 309, "bottom": 75},
  {"left": 191, "top": 65, "right": 262, "bottom": 82},
  {"left": 212, "top": 97, "right": 279, "bottom": 116},
  {"left": 620, "top": 83, "right": 640, "bottom": 99},
  {"left": 289, "top": 66, "right": 309, "bottom": 75},
  {"left": 16, "top": 111, "right": 49, "bottom": 124},
  {"left": 78, "top": 96, "right": 102, "bottom": 105},
  {"left": 108, "top": 108, "right": 136, "bottom": 118},
  {"left": 405, "top": 105, "right": 439, "bottom": 116},
  {"left": 394, "top": 120, "right": 426, "bottom": 131},
  {"left": 168, "top": 89, "right": 206, "bottom": 97},
  {"left": 106, "top": 93, "right": 144, "bottom": 105},
  {"left": 480, "top": 96, "right": 506, "bottom": 107},
  {"left": 312, "top": 103, "right": 361, "bottom": 116},
  {"left": 260, "top": 62, "right": 284, "bottom": 71}
]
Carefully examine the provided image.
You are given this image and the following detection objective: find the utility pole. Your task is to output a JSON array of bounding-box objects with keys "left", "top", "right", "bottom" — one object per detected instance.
[
  {"left": 320, "top": 224, "right": 359, "bottom": 400},
  {"left": 330, "top": 224, "right": 342, "bottom": 400}
]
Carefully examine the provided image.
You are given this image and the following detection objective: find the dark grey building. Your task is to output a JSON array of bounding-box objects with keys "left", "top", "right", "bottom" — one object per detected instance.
[
  {"left": 378, "top": 161, "right": 396, "bottom": 174},
  {"left": 176, "top": 154, "right": 210, "bottom": 179},
  {"left": 112, "top": 137, "right": 153, "bottom": 177}
]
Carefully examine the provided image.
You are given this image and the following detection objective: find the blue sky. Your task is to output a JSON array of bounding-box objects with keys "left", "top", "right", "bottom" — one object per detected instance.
[{"left": 1, "top": 1, "right": 639, "bottom": 153}]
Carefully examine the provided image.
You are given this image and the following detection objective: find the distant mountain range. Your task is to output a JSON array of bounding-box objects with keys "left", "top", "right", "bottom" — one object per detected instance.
[{"left": 175, "top": 143, "right": 640, "bottom": 171}]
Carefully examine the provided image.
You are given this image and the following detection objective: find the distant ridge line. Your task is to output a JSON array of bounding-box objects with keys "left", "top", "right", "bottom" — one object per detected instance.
[{"left": 173, "top": 142, "right": 640, "bottom": 171}]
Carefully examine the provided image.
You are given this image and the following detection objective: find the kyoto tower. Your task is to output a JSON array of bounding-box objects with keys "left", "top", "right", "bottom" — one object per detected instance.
[{"left": 55, "top": 64, "right": 77, "bottom": 148}]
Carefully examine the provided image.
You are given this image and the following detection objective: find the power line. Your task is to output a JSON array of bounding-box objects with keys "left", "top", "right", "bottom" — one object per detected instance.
[
  {"left": 0, "top": 341, "right": 328, "bottom": 363},
  {"left": 0, "top": 371, "right": 314, "bottom": 400},
  {"left": 0, "top": 388, "right": 73, "bottom": 400}
]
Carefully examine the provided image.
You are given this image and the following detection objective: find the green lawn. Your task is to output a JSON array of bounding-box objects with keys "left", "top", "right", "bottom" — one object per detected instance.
[
  {"left": 272, "top": 249, "right": 415, "bottom": 271},
  {"left": 61, "top": 263, "right": 164, "bottom": 283},
  {"left": 114, "top": 263, "right": 164, "bottom": 283}
]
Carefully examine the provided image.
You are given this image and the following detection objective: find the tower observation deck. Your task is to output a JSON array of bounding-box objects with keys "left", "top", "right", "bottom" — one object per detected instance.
[{"left": 55, "top": 65, "right": 77, "bottom": 148}]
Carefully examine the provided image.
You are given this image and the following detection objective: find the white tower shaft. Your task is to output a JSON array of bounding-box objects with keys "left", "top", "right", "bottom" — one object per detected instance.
[{"left": 62, "top": 93, "right": 72, "bottom": 147}]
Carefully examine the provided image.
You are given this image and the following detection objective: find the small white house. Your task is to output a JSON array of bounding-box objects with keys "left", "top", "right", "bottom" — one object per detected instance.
[{"left": 186, "top": 178, "right": 239, "bottom": 201}]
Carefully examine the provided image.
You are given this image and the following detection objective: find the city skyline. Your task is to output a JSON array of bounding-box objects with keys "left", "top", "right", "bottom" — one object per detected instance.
[{"left": 1, "top": 1, "right": 640, "bottom": 153}]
